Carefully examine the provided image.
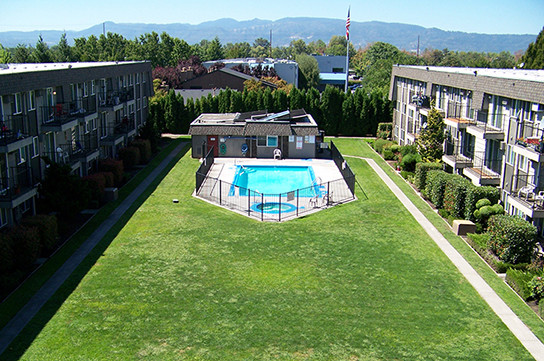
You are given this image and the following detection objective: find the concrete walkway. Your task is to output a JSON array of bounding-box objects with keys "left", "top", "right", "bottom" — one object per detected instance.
[
  {"left": 348, "top": 155, "right": 544, "bottom": 361},
  {"left": 0, "top": 141, "right": 186, "bottom": 356}
]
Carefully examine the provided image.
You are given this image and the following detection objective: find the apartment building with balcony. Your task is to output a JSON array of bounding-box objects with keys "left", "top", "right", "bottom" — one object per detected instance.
[
  {"left": 0, "top": 61, "right": 153, "bottom": 227},
  {"left": 389, "top": 65, "right": 544, "bottom": 234}
]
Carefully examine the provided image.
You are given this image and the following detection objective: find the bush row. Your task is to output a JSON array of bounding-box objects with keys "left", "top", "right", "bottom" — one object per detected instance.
[
  {"left": 505, "top": 268, "right": 535, "bottom": 301},
  {"left": 0, "top": 215, "right": 58, "bottom": 297}
]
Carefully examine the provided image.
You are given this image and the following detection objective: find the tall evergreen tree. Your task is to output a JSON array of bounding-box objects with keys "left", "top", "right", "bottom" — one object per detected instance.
[
  {"left": 54, "top": 33, "right": 73, "bottom": 62},
  {"left": 416, "top": 104, "right": 445, "bottom": 162},
  {"left": 33, "top": 35, "right": 53, "bottom": 63},
  {"left": 522, "top": 27, "right": 544, "bottom": 69},
  {"left": 12, "top": 44, "right": 33, "bottom": 63},
  {"left": 0, "top": 43, "right": 11, "bottom": 63}
]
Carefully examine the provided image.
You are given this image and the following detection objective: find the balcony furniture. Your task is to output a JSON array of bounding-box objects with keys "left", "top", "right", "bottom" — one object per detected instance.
[
  {"left": 536, "top": 191, "right": 544, "bottom": 208},
  {"left": 518, "top": 185, "right": 535, "bottom": 200}
]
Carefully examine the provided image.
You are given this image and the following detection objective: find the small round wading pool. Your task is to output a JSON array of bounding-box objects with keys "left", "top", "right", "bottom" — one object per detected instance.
[{"left": 251, "top": 202, "right": 297, "bottom": 214}]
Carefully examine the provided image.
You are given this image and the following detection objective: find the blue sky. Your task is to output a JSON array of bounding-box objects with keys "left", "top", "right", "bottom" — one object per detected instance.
[{"left": 1, "top": 0, "right": 542, "bottom": 34}]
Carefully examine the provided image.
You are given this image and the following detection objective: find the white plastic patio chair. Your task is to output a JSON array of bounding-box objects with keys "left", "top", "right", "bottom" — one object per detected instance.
[{"left": 518, "top": 185, "right": 535, "bottom": 200}]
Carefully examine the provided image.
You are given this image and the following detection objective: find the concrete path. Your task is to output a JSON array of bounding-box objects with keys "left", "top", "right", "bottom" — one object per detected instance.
[
  {"left": 348, "top": 155, "right": 544, "bottom": 361},
  {"left": 0, "top": 141, "right": 186, "bottom": 356}
]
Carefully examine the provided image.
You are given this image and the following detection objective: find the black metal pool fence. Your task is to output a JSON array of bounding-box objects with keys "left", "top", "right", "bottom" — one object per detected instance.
[
  {"left": 194, "top": 141, "right": 356, "bottom": 222},
  {"left": 195, "top": 173, "right": 355, "bottom": 221}
]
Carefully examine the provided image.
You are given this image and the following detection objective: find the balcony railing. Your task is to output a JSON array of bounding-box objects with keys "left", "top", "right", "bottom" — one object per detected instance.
[
  {"left": 98, "top": 90, "right": 122, "bottom": 108},
  {"left": 43, "top": 135, "right": 100, "bottom": 165},
  {"left": 114, "top": 116, "right": 136, "bottom": 135},
  {"left": 0, "top": 114, "right": 31, "bottom": 146},
  {"left": 467, "top": 151, "right": 502, "bottom": 178},
  {"left": 443, "top": 141, "right": 474, "bottom": 166},
  {"left": 514, "top": 120, "right": 544, "bottom": 154},
  {"left": 0, "top": 165, "right": 33, "bottom": 200},
  {"left": 41, "top": 101, "right": 92, "bottom": 126},
  {"left": 119, "top": 87, "right": 134, "bottom": 102}
]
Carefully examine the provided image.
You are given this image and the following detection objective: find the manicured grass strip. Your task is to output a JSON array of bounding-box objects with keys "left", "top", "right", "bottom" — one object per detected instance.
[
  {"left": 11, "top": 144, "right": 534, "bottom": 360},
  {"left": 0, "top": 139, "right": 188, "bottom": 330},
  {"left": 332, "top": 137, "right": 544, "bottom": 343}
]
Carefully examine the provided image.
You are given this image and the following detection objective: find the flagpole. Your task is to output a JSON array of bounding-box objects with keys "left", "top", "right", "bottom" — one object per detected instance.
[{"left": 344, "top": 6, "right": 350, "bottom": 93}]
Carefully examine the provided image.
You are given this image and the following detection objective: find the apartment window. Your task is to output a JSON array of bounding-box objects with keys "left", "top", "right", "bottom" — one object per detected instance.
[
  {"left": 14, "top": 93, "right": 22, "bottom": 114},
  {"left": 143, "top": 96, "right": 148, "bottom": 108},
  {"left": 28, "top": 91, "right": 35, "bottom": 111},
  {"left": 129, "top": 74, "right": 134, "bottom": 85},
  {"left": 518, "top": 154, "right": 528, "bottom": 172},
  {"left": 91, "top": 80, "right": 96, "bottom": 95},
  {"left": 137, "top": 99, "right": 141, "bottom": 111},
  {"left": 136, "top": 73, "right": 140, "bottom": 84},
  {"left": 505, "top": 145, "right": 514, "bottom": 165},
  {"left": 83, "top": 82, "right": 89, "bottom": 97},
  {"left": 16, "top": 147, "right": 26, "bottom": 164},
  {"left": 92, "top": 117, "right": 98, "bottom": 130},
  {"left": 142, "top": 72, "right": 146, "bottom": 83},
  {"left": 0, "top": 96, "right": 3, "bottom": 122},
  {"left": 32, "top": 136, "right": 39, "bottom": 158},
  {"left": 257, "top": 136, "right": 267, "bottom": 147}
]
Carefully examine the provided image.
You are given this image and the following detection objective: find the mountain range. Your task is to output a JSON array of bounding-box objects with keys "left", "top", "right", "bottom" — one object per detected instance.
[{"left": 0, "top": 18, "right": 537, "bottom": 53}]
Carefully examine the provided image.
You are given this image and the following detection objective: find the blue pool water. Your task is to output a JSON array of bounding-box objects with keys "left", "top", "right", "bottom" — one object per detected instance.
[{"left": 230, "top": 165, "right": 318, "bottom": 196}]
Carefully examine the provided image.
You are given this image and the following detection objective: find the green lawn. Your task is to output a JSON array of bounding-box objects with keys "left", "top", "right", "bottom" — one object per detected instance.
[{"left": 8, "top": 139, "right": 541, "bottom": 360}]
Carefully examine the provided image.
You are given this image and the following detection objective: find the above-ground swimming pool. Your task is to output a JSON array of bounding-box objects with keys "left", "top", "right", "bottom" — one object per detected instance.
[{"left": 230, "top": 165, "right": 319, "bottom": 196}]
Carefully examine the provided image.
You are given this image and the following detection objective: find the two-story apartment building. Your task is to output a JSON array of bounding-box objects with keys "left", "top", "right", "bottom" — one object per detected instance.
[
  {"left": 389, "top": 65, "right": 544, "bottom": 234},
  {"left": 0, "top": 61, "right": 153, "bottom": 227}
]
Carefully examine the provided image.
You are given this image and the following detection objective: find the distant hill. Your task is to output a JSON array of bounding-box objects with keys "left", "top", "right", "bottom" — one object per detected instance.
[{"left": 0, "top": 18, "right": 536, "bottom": 53}]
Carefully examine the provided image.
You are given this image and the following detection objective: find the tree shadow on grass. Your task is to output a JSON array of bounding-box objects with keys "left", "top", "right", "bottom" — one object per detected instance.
[{"left": 1, "top": 144, "right": 189, "bottom": 360}]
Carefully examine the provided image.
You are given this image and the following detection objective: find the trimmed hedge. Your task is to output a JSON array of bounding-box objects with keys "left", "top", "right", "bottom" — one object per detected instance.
[
  {"left": 414, "top": 162, "right": 442, "bottom": 191},
  {"left": 132, "top": 139, "right": 152, "bottom": 164},
  {"left": 21, "top": 214, "right": 58, "bottom": 254},
  {"left": 425, "top": 170, "right": 450, "bottom": 209},
  {"left": 505, "top": 268, "right": 534, "bottom": 301},
  {"left": 464, "top": 185, "right": 500, "bottom": 221},
  {"left": 400, "top": 152, "right": 421, "bottom": 172},
  {"left": 488, "top": 214, "right": 538, "bottom": 264},
  {"left": 101, "top": 171, "right": 115, "bottom": 188},
  {"left": 99, "top": 159, "right": 124, "bottom": 187},
  {"left": 443, "top": 175, "right": 471, "bottom": 218},
  {"left": 119, "top": 146, "right": 141, "bottom": 169}
]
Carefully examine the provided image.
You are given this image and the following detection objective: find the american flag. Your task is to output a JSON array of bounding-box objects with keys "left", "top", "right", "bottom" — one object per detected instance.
[{"left": 346, "top": 8, "right": 351, "bottom": 40}]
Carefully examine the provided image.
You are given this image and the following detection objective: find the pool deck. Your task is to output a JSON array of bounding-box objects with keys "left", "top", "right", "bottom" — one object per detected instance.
[
  {"left": 196, "top": 158, "right": 355, "bottom": 222},
  {"left": 212, "top": 158, "right": 344, "bottom": 184}
]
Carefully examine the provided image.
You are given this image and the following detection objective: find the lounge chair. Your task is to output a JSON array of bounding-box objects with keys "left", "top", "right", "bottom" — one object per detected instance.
[{"left": 518, "top": 185, "right": 535, "bottom": 200}]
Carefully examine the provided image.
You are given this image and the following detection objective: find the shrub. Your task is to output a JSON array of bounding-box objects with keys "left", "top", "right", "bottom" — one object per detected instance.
[
  {"left": 131, "top": 139, "right": 152, "bottom": 164},
  {"left": 487, "top": 214, "right": 537, "bottom": 264},
  {"left": 506, "top": 269, "right": 535, "bottom": 300},
  {"left": 400, "top": 152, "right": 422, "bottom": 172},
  {"left": 21, "top": 214, "right": 58, "bottom": 254},
  {"left": 377, "top": 122, "right": 392, "bottom": 139},
  {"left": 99, "top": 159, "right": 124, "bottom": 187},
  {"left": 443, "top": 174, "right": 471, "bottom": 218},
  {"left": 400, "top": 144, "right": 418, "bottom": 157},
  {"left": 382, "top": 149, "right": 395, "bottom": 160},
  {"left": 400, "top": 171, "right": 415, "bottom": 180},
  {"left": 466, "top": 233, "right": 529, "bottom": 273},
  {"left": 83, "top": 173, "right": 107, "bottom": 203},
  {"left": 529, "top": 275, "right": 544, "bottom": 300},
  {"left": 100, "top": 171, "right": 115, "bottom": 188},
  {"left": 390, "top": 144, "right": 401, "bottom": 154},
  {"left": 0, "top": 233, "right": 14, "bottom": 272},
  {"left": 474, "top": 200, "right": 504, "bottom": 231},
  {"left": 414, "top": 162, "right": 443, "bottom": 191},
  {"left": 119, "top": 146, "right": 141, "bottom": 169},
  {"left": 373, "top": 139, "right": 394, "bottom": 154},
  {"left": 9, "top": 225, "right": 41, "bottom": 269},
  {"left": 464, "top": 185, "right": 500, "bottom": 221},
  {"left": 425, "top": 170, "right": 449, "bottom": 208}
]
